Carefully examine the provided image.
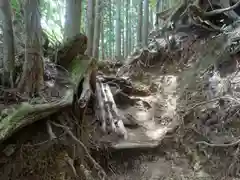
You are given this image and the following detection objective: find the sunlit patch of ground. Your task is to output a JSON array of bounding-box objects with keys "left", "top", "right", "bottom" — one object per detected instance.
[
  {"left": 106, "top": 68, "right": 218, "bottom": 179},
  {"left": 113, "top": 74, "right": 179, "bottom": 145}
]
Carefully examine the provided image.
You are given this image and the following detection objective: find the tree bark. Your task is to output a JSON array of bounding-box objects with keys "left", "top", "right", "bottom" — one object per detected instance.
[
  {"left": 64, "top": 0, "right": 82, "bottom": 40},
  {"left": 18, "top": 0, "right": 44, "bottom": 97},
  {"left": 0, "top": 0, "right": 15, "bottom": 87},
  {"left": 137, "top": 0, "right": 143, "bottom": 47},
  {"left": 128, "top": 0, "right": 132, "bottom": 54},
  {"left": 101, "top": 20, "right": 105, "bottom": 60},
  {"left": 143, "top": 0, "right": 149, "bottom": 47},
  {"left": 92, "top": 0, "right": 101, "bottom": 58},
  {"left": 116, "top": 0, "right": 121, "bottom": 60},
  {"left": 87, "top": 0, "right": 95, "bottom": 56},
  {"left": 149, "top": 6, "right": 153, "bottom": 30},
  {"left": 124, "top": 0, "right": 129, "bottom": 58},
  {"left": 122, "top": 21, "right": 124, "bottom": 57},
  {"left": 108, "top": 0, "right": 113, "bottom": 58}
]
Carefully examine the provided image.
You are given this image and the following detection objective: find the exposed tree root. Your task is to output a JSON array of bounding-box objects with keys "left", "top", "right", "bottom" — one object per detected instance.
[
  {"left": 196, "top": 138, "right": 240, "bottom": 147},
  {"left": 51, "top": 121, "right": 108, "bottom": 180}
]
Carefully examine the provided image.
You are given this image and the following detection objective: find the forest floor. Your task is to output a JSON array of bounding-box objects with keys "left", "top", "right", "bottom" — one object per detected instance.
[
  {"left": 101, "top": 34, "right": 240, "bottom": 180},
  {"left": 0, "top": 37, "right": 204, "bottom": 180},
  {"left": 103, "top": 64, "right": 207, "bottom": 179},
  {"left": 106, "top": 66, "right": 195, "bottom": 180},
  {"left": 1, "top": 28, "right": 240, "bottom": 180}
]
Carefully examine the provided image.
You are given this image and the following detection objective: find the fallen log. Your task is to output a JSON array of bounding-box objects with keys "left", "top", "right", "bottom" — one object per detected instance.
[
  {"left": 101, "top": 75, "right": 151, "bottom": 96},
  {"left": 104, "top": 82, "right": 127, "bottom": 139},
  {"left": 95, "top": 79, "right": 107, "bottom": 134},
  {"left": 101, "top": 81, "right": 116, "bottom": 135},
  {"left": 77, "top": 72, "right": 92, "bottom": 108},
  {"left": 95, "top": 76, "right": 127, "bottom": 139}
]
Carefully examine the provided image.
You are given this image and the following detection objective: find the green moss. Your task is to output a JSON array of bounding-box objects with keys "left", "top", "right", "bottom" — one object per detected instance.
[
  {"left": 0, "top": 90, "right": 73, "bottom": 142},
  {"left": 68, "top": 55, "right": 95, "bottom": 85},
  {"left": 0, "top": 51, "right": 95, "bottom": 142},
  {"left": 0, "top": 55, "right": 94, "bottom": 142}
]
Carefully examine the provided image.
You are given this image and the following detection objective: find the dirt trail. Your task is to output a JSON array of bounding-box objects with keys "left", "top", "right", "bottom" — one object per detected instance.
[
  {"left": 115, "top": 72, "right": 179, "bottom": 146},
  {"left": 1, "top": 42, "right": 239, "bottom": 179},
  {"left": 104, "top": 42, "right": 240, "bottom": 179},
  {"left": 105, "top": 69, "right": 213, "bottom": 180}
]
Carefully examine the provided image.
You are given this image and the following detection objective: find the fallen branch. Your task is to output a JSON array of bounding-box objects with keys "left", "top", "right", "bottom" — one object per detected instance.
[
  {"left": 196, "top": 138, "right": 240, "bottom": 147},
  {"left": 110, "top": 141, "right": 160, "bottom": 150},
  {"left": 46, "top": 120, "right": 56, "bottom": 140}
]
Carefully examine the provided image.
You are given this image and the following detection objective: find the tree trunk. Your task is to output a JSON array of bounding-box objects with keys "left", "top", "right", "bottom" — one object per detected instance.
[
  {"left": 116, "top": 0, "right": 121, "bottom": 60},
  {"left": 122, "top": 23, "right": 124, "bottom": 58},
  {"left": 18, "top": 0, "right": 44, "bottom": 97},
  {"left": 128, "top": 0, "right": 132, "bottom": 54},
  {"left": 156, "top": 0, "right": 160, "bottom": 12},
  {"left": 64, "top": 0, "right": 82, "bottom": 40},
  {"left": 87, "top": 0, "right": 95, "bottom": 56},
  {"left": 124, "top": 0, "right": 129, "bottom": 58},
  {"left": 143, "top": 0, "right": 149, "bottom": 47},
  {"left": 155, "top": 0, "right": 160, "bottom": 27},
  {"left": 137, "top": 0, "right": 143, "bottom": 47},
  {"left": 83, "top": 0, "right": 88, "bottom": 33},
  {"left": 80, "top": 0, "right": 86, "bottom": 32},
  {"left": 149, "top": 6, "right": 153, "bottom": 30},
  {"left": 92, "top": 0, "right": 101, "bottom": 58},
  {"left": 101, "top": 20, "right": 105, "bottom": 60},
  {"left": 108, "top": 0, "right": 113, "bottom": 59},
  {"left": 0, "top": 0, "right": 15, "bottom": 87}
]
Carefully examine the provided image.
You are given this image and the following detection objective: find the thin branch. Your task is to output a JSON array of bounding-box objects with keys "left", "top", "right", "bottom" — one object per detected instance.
[
  {"left": 207, "top": 0, "right": 214, "bottom": 10},
  {"left": 204, "top": 1, "right": 240, "bottom": 16},
  {"left": 65, "top": 156, "right": 78, "bottom": 178},
  {"left": 23, "top": 132, "right": 67, "bottom": 147},
  {"left": 196, "top": 137, "right": 240, "bottom": 147},
  {"left": 46, "top": 120, "right": 57, "bottom": 140},
  {"left": 51, "top": 121, "right": 108, "bottom": 180}
]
